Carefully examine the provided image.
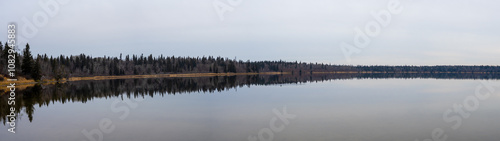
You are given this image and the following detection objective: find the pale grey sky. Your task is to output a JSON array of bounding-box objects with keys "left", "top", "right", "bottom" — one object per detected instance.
[{"left": 0, "top": 0, "right": 499, "bottom": 65}]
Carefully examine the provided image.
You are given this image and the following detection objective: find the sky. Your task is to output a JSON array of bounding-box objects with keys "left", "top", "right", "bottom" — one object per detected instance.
[{"left": 0, "top": 0, "right": 499, "bottom": 65}]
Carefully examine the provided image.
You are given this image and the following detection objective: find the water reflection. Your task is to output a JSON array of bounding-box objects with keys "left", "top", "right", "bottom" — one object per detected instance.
[
  {"left": 1, "top": 73, "right": 500, "bottom": 141},
  {"left": 1, "top": 73, "right": 500, "bottom": 124}
]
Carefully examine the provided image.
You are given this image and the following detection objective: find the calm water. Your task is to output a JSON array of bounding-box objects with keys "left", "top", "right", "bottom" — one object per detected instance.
[{"left": 1, "top": 75, "right": 500, "bottom": 141}]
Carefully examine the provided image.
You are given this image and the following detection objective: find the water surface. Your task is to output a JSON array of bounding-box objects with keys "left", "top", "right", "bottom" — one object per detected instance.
[{"left": 1, "top": 74, "right": 500, "bottom": 141}]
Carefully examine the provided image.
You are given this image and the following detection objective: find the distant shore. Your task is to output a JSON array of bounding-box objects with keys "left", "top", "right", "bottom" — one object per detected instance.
[{"left": 1, "top": 71, "right": 497, "bottom": 88}]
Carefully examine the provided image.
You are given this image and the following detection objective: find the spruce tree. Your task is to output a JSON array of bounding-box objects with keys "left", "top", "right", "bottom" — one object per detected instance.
[
  {"left": 0, "top": 41, "right": 3, "bottom": 56},
  {"left": 2, "top": 42, "right": 9, "bottom": 61},
  {"left": 21, "top": 43, "right": 34, "bottom": 76},
  {"left": 0, "top": 42, "right": 3, "bottom": 74},
  {"left": 32, "top": 59, "right": 42, "bottom": 81}
]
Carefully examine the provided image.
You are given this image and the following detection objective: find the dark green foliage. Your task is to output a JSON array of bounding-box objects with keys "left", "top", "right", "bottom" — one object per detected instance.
[
  {"left": 21, "top": 43, "right": 34, "bottom": 76},
  {"left": 2, "top": 43, "right": 10, "bottom": 72},
  {"left": 32, "top": 59, "right": 42, "bottom": 81},
  {"left": 0, "top": 41, "right": 3, "bottom": 55},
  {"left": 2, "top": 42, "right": 8, "bottom": 59}
]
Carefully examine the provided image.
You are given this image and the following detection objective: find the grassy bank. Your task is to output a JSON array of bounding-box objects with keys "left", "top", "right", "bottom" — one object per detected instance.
[{"left": 0, "top": 72, "right": 290, "bottom": 89}]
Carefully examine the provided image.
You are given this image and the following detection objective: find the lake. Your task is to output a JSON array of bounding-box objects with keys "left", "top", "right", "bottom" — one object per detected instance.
[{"left": 1, "top": 74, "right": 500, "bottom": 141}]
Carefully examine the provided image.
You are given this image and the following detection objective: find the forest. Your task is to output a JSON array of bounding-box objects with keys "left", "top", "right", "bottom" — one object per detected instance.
[{"left": 1, "top": 42, "right": 500, "bottom": 81}]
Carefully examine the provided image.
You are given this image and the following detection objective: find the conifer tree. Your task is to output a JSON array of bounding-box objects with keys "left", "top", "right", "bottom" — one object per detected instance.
[
  {"left": 22, "top": 43, "right": 34, "bottom": 76},
  {"left": 32, "top": 59, "right": 42, "bottom": 81},
  {"left": 2, "top": 42, "right": 9, "bottom": 61}
]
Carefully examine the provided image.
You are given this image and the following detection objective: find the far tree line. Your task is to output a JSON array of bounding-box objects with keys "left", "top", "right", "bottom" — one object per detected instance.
[{"left": 0, "top": 42, "right": 499, "bottom": 81}]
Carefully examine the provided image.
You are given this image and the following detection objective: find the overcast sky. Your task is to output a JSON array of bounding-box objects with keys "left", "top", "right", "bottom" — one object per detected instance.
[{"left": 1, "top": 0, "right": 499, "bottom": 65}]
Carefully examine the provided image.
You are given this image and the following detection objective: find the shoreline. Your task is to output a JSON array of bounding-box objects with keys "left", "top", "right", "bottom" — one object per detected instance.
[
  {"left": 67, "top": 72, "right": 289, "bottom": 81},
  {"left": 0, "top": 72, "right": 289, "bottom": 88},
  {"left": 1, "top": 71, "right": 497, "bottom": 88}
]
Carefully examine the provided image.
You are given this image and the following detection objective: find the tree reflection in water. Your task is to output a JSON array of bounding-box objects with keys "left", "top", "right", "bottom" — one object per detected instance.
[{"left": 1, "top": 72, "right": 500, "bottom": 125}]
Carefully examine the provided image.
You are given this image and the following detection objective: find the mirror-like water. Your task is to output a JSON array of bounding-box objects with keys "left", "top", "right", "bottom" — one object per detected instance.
[{"left": 1, "top": 74, "right": 500, "bottom": 141}]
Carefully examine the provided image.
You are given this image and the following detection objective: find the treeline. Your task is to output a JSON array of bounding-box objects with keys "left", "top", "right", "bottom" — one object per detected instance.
[
  {"left": 354, "top": 65, "right": 500, "bottom": 73},
  {"left": 1, "top": 42, "right": 500, "bottom": 81},
  {"left": 0, "top": 43, "right": 339, "bottom": 80}
]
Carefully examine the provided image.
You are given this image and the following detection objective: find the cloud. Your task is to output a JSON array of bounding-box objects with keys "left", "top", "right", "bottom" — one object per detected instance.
[{"left": 0, "top": 0, "right": 498, "bottom": 65}]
